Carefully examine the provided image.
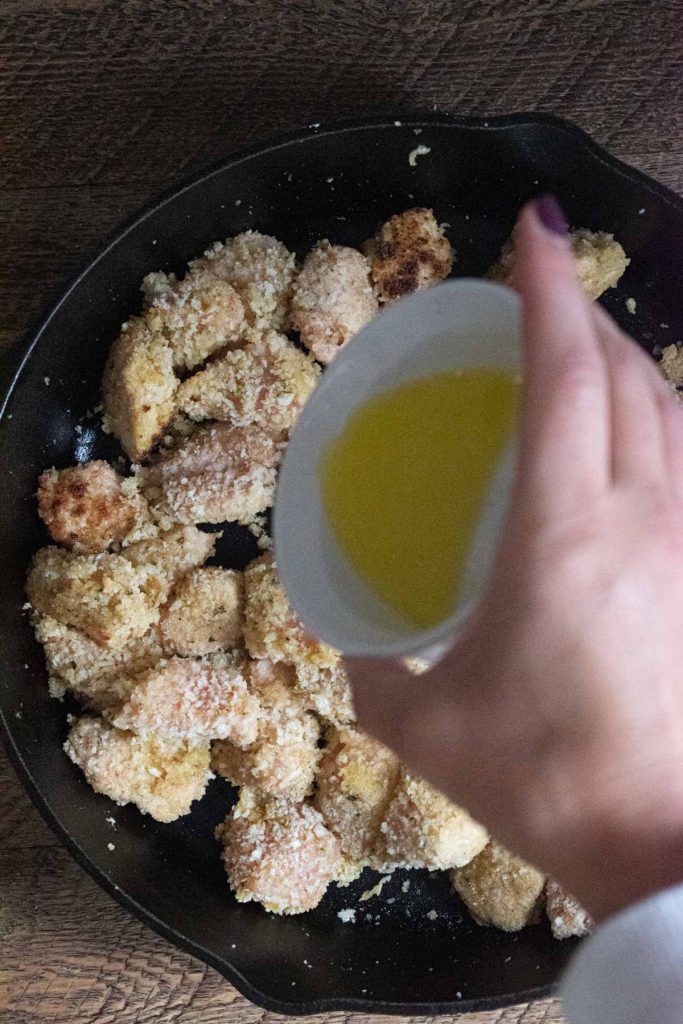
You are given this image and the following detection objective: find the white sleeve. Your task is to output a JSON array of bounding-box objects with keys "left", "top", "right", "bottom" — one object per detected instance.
[{"left": 561, "top": 884, "right": 683, "bottom": 1024}]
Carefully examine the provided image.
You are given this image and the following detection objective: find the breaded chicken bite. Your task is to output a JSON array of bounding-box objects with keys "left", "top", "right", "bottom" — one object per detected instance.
[
  {"left": 293, "top": 660, "right": 355, "bottom": 725},
  {"left": 488, "top": 228, "right": 629, "bottom": 300},
  {"left": 34, "top": 615, "right": 163, "bottom": 710},
  {"left": 142, "top": 266, "right": 245, "bottom": 371},
  {"left": 366, "top": 208, "right": 453, "bottom": 303},
  {"left": 659, "top": 344, "right": 683, "bottom": 392},
  {"left": 212, "top": 659, "right": 320, "bottom": 801},
  {"left": 102, "top": 317, "right": 178, "bottom": 461},
  {"left": 26, "top": 547, "right": 166, "bottom": 648},
  {"left": 122, "top": 524, "right": 218, "bottom": 580},
  {"left": 37, "top": 461, "right": 139, "bottom": 553},
  {"left": 380, "top": 772, "right": 488, "bottom": 870},
  {"left": 160, "top": 567, "right": 243, "bottom": 656},
  {"left": 110, "top": 654, "right": 259, "bottom": 745},
  {"left": 193, "top": 231, "right": 297, "bottom": 332},
  {"left": 291, "top": 242, "right": 378, "bottom": 363},
  {"left": 314, "top": 726, "right": 400, "bottom": 863},
  {"left": 546, "top": 881, "right": 593, "bottom": 939},
  {"left": 144, "top": 422, "right": 282, "bottom": 525},
  {"left": 451, "top": 841, "right": 545, "bottom": 932},
  {"left": 65, "top": 715, "right": 211, "bottom": 822},
  {"left": 243, "top": 553, "right": 338, "bottom": 669},
  {"left": 220, "top": 788, "right": 341, "bottom": 914},
  {"left": 176, "top": 330, "right": 319, "bottom": 432}
]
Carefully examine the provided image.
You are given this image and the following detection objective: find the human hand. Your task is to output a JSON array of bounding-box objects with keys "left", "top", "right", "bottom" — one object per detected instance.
[{"left": 347, "top": 197, "right": 683, "bottom": 921}]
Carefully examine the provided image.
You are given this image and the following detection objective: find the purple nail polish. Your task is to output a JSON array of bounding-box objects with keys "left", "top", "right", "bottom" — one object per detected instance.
[{"left": 533, "top": 194, "right": 568, "bottom": 235}]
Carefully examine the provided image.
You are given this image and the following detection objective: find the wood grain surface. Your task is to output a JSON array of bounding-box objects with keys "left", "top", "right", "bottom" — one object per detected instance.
[{"left": 1, "top": 2, "right": 681, "bottom": 1022}]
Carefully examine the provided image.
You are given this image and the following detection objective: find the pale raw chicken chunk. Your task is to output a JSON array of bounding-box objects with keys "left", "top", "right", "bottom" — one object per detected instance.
[
  {"left": 160, "top": 567, "right": 243, "bottom": 656},
  {"left": 293, "top": 660, "right": 355, "bottom": 725},
  {"left": 546, "top": 880, "right": 593, "bottom": 939}
]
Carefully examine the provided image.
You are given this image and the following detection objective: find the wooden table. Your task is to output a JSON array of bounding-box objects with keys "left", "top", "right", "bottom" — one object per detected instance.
[{"left": 1, "top": 2, "right": 681, "bottom": 1021}]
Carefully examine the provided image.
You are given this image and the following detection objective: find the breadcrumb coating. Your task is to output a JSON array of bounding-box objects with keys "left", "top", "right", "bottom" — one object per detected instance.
[
  {"left": 212, "top": 659, "right": 320, "bottom": 801},
  {"left": 293, "top": 660, "right": 356, "bottom": 725},
  {"left": 65, "top": 715, "right": 211, "bottom": 822},
  {"left": 192, "top": 231, "right": 297, "bottom": 332},
  {"left": 546, "top": 880, "right": 593, "bottom": 939},
  {"left": 451, "top": 841, "right": 545, "bottom": 932},
  {"left": 488, "top": 228, "right": 629, "bottom": 300},
  {"left": 26, "top": 546, "right": 167, "bottom": 648},
  {"left": 37, "top": 462, "right": 138, "bottom": 553},
  {"left": 110, "top": 654, "right": 259, "bottom": 744},
  {"left": 380, "top": 772, "right": 488, "bottom": 870},
  {"left": 291, "top": 241, "right": 378, "bottom": 363},
  {"left": 144, "top": 422, "right": 283, "bottom": 525},
  {"left": 142, "top": 266, "right": 245, "bottom": 371},
  {"left": 220, "top": 788, "right": 341, "bottom": 914},
  {"left": 160, "top": 567, "right": 243, "bottom": 656},
  {"left": 243, "top": 553, "right": 338, "bottom": 669},
  {"left": 122, "top": 524, "right": 218, "bottom": 580},
  {"left": 102, "top": 317, "right": 178, "bottom": 461},
  {"left": 34, "top": 615, "right": 163, "bottom": 710},
  {"left": 659, "top": 344, "right": 683, "bottom": 392},
  {"left": 366, "top": 208, "right": 453, "bottom": 303},
  {"left": 314, "top": 726, "right": 400, "bottom": 863},
  {"left": 176, "top": 330, "right": 319, "bottom": 432}
]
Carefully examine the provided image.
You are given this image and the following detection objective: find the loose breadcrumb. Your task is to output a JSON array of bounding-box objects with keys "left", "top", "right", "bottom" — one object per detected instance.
[
  {"left": 488, "top": 228, "right": 629, "bottom": 300},
  {"left": 314, "top": 726, "right": 401, "bottom": 864},
  {"left": 243, "top": 553, "right": 338, "bottom": 669},
  {"left": 192, "top": 231, "right": 297, "bottom": 332},
  {"left": 220, "top": 788, "right": 341, "bottom": 914},
  {"left": 212, "top": 659, "right": 320, "bottom": 801},
  {"left": 380, "top": 771, "right": 488, "bottom": 870},
  {"left": 37, "top": 462, "right": 138, "bottom": 553},
  {"left": 102, "top": 317, "right": 178, "bottom": 461},
  {"left": 365, "top": 208, "right": 453, "bottom": 303},
  {"left": 659, "top": 344, "right": 683, "bottom": 392},
  {"left": 143, "top": 422, "right": 283, "bottom": 525},
  {"left": 160, "top": 567, "right": 243, "bottom": 656},
  {"left": 110, "top": 655, "right": 259, "bottom": 744},
  {"left": 451, "top": 841, "right": 545, "bottom": 932},
  {"left": 176, "top": 330, "right": 319, "bottom": 432},
  {"left": 65, "top": 715, "right": 211, "bottom": 822},
  {"left": 546, "top": 880, "right": 594, "bottom": 939},
  {"left": 291, "top": 241, "right": 378, "bottom": 363}
]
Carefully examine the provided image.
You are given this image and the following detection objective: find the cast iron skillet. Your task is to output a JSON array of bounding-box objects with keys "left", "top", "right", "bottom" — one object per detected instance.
[{"left": 1, "top": 112, "right": 682, "bottom": 1016}]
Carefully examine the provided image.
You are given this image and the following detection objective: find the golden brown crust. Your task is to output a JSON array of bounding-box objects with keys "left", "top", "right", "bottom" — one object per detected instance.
[
  {"left": 291, "top": 241, "right": 378, "bottom": 363},
  {"left": 65, "top": 715, "right": 211, "bottom": 822},
  {"left": 366, "top": 208, "right": 453, "bottom": 302},
  {"left": 160, "top": 567, "right": 243, "bottom": 656},
  {"left": 220, "top": 788, "right": 341, "bottom": 914},
  {"left": 546, "top": 880, "right": 594, "bottom": 939},
  {"left": 451, "top": 841, "right": 545, "bottom": 932},
  {"left": 37, "top": 462, "right": 138, "bottom": 553}
]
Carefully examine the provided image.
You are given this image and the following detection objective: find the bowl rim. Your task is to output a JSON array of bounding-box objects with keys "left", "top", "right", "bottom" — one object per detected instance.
[{"left": 2, "top": 108, "right": 682, "bottom": 1015}]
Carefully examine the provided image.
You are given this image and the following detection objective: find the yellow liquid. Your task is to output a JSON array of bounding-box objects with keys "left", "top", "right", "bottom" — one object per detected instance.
[{"left": 320, "top": 369, "right": 520, "bottom": 629}]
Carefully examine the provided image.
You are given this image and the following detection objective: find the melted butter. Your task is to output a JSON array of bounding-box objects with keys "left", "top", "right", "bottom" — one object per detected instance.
[{"left": 320, "top": 369, "right": 520, "bottom": 629}]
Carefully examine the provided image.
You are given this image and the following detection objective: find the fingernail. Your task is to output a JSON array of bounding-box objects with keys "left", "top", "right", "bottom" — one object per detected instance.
[{"left": 533, "top": 194, "right": 568, "bottom": 235}]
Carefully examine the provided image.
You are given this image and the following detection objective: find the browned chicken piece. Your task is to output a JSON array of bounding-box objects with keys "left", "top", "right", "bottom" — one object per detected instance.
[
  {"left": 143, "top": 422, "right": 283, "bottom": 525},
  {"left": 160, "top": 567, "right": 243, "bottom": 656},
  {"left": 451, "top": 841, "right": 545, "bottom": 932},
  {"left": 314, "top": 726, "right": 401, "bottom": 864},
  {"left": 176, "top": 330, "right": 319, "bottom": 432},
  {"left": 122, "top": 524, "right": 218, "bottom": 580},
  {"left": 659, "top": 344, "right": 683, "bottom": 393},
  {"left": 34, "top": 615, "right": 163, "bottom": 710},
  {"left": 380, "top": 771, "right": 488, "bottom": 870},
  {"left": 220, "top": 787, "right": 341, "bottom": 914},
  {"left": 366, "top": 208, "right": 453, "bottom": 303},
  {"left": 26, "top": 546, "right": 167, "bottom": 648},
  {"left": 546, "top": 880, "right": 594, "bottom": 939},
  {"left": 243, "top": 552, "right": 338, "bottom": 669},
  {"left": 212, "top": 659, "right": 320, "bottom": 801},
  {"left": 65, "top": 715, "right": 211, "bottom": 823},
  {"left": 488, "top": 228, "right": 629, "bottom": 300},
  {"left": 142, "top": 266, "right": 245, "bottom": 371},
  {"left": 110, "top": 654, "right": 259, "bottom": 745},
  {"left": 102, "top": 317, "right": 178, "bottom": 461},
  {"left": 293, "top": 660, "right": 356, "bottom": 725},
  {"left": 192, "top": 231, "right": 297, "bottom": 332},
  {"left": 37, "top": 461, "right": 140, "bottom": 553},
  {"left": 291, "top": 241, "right": 378, "bottom": 363}
]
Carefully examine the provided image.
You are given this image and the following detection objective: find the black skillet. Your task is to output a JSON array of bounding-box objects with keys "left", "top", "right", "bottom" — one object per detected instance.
[{"left": 1, "top": 112, "right": 682, "bottom": 1016}]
